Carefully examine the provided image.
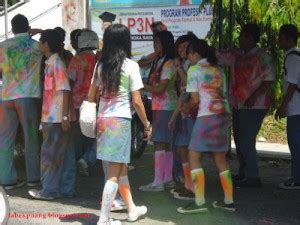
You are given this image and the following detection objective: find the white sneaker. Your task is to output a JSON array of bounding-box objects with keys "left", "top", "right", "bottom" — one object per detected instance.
[
  {"left": 97, "top": 219, "right": 122, "bottom": 225},
  {"left": 139, "top": 183, "right": 164, "bottom": 192},
  {"left": 77, "top": 158, "right": 89, "bottom": 176},
  {"left": 111, "top": 199, "right": 127, "bottom": 211},
  {"left": 28, "top": 189, "right": 54, "bottom": 201},
  {"left": 128, "top": 206, "right": 147, "bottom": 222}
]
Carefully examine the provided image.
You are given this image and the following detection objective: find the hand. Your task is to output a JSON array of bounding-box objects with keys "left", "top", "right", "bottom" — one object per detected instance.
[
  {"left": 143, "top": 126, "right": 152, "bottom": 141},
  {"left": 180, "top": 103, "right": 190, "bottom": 114},
  {"left": 62, "top": 120, "right": 71, "bottom": 131},
  {"left": 174, "top": 58, "right": 182, "bottom": 68},
  {"left": 168, "top": 118, "right": 176, "bottom": 131},
  {"left": 149, "top": 52, "right": 159, "bottom": 61},
  {"left": 28, "top": 28, "right": 43, "bottom": 36},
  {"left": 275, "top": 106, "right": 287, "bottom": 121}
]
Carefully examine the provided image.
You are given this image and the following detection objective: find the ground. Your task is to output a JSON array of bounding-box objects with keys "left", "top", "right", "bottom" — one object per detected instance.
[{"left": 5, "top": 150, "right": 300, "bottom": 225}]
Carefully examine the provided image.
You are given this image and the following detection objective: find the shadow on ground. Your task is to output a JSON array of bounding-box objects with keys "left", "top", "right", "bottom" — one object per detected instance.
[{"left": 6, "top": 148, "right": 300, "bottom": 225}]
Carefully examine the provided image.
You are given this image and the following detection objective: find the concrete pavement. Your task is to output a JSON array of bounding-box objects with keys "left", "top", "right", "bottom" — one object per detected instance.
[{"left": 5, "top": 145, "right": 300, "bottom": 225}]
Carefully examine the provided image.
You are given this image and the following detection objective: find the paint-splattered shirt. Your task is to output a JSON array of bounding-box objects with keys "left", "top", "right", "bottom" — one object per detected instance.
[
  {"left": 95, "top": 58, "right": 144, "bottom": 119},
  {"left": 186, "top": 59, "right": 230, "bottom": 117},
  {"left": 218, "top": 47, "right": 275, "bottom": 109},
  {"left": 41, "top": 53, "right": 74, "bottom": 123},
  {"left": 68, "top": 51, "right": 97, "bottom": 109},
  {"left": 0, "top": 33, "right": 42, "bottom": 101},
  {"left": 149, "top": 57, "right": 177, "bottom": 111}
]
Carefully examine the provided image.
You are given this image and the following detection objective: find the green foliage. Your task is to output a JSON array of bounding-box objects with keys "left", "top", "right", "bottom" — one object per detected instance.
[
  {"left": 258, "top": 115, "right": 287, "bottom": 144},
  {"left": 0, "top": 0, "right": 21, "bottom": 7},
  {"left": 200, "top": 0, "right": 300, "bottom": 107}
]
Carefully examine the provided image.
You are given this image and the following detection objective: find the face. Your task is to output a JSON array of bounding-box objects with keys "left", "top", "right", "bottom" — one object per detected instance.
[
  {"left": 39, "top": 41, "right": 47, "bottom": 54},
  {"left": 278, "top": 33, "right": 288, "bottom": 50},
  {"left": 187, "top": 51, "right": 200, "bottom": 65},
  {"left": 239, "top": 31, "right": 252, "bottom": 50},
  {"left": 178, "top": 41, "right": 189, "bottom": 59},
  {"left": 154, "top": 37, "right": 163, "bottom": 55}
]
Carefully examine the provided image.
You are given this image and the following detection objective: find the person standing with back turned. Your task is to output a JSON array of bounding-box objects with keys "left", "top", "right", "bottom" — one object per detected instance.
[
  {"left": 88, "top": 24, "right": 152, "bottom": 225},
  {"left": 0, "top": 14, "right": 41, "bottom": 190}
]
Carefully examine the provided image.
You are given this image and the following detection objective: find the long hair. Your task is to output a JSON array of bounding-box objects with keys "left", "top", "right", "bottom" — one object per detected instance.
[
  {"left": 100, "top": 24, "right": 131, "bottom": 95},
  {"left": 187, "top": 39, "right": 217, "bottom": 65},
  {"left": 154, "top": 30, "right": 175, "bottom": 61},
  {"left": 150, "top": 30, "right": 175, "bottom": 77},
  {"left": 174, "top": 33, "right": 198, "bottom": 58}
]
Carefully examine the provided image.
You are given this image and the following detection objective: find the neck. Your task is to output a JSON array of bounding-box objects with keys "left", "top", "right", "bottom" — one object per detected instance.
[
  {"left": 243, "top": 46, "right": 254, "bottom": 53},
  {"left": 243, "top": 45, "right": 255, "bottom": 54},
  {"left": 45, "top": 52, "right": 54, "bottom": 58},
  {"left": 196, "top": 56, "right": 202, "bottom": 63},
  {"left": 286, "top": 45, "right": 296, "bottom": 51}
]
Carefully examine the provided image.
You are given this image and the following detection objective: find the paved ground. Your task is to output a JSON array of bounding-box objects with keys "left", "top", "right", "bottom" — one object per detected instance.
[
  {"left": 5, "top": 147, "right": 300, "bottom": 225},
  {"left": 231, "top": 141, "right": 290, "bottom": 159}
]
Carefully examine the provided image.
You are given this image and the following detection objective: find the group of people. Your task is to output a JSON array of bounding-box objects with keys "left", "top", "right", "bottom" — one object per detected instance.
[{"left": 0, "top": 12, "right": 299, "bottom": 225}]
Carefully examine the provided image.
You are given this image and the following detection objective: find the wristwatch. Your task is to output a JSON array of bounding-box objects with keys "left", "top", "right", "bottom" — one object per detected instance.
[{"left": 63, "top": 116, "right": 69, "bottom": 121}]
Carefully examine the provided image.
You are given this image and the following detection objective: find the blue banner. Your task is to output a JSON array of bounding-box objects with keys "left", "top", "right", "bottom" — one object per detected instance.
[{"left": 90, "top": 0, "right": 202, "bottom": 8}]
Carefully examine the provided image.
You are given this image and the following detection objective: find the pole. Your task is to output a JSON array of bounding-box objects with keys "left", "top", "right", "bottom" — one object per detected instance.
[
  {"left": 4, "top": 0, "right": 8, "bottom": 39},
  {"left": 83, "top": 0, "right": 87, "bottom": 28}
]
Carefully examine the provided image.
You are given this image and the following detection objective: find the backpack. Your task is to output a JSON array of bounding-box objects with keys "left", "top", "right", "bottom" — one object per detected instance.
[{"left": 284, "top": 50, "right": 300, "bottom": 92}]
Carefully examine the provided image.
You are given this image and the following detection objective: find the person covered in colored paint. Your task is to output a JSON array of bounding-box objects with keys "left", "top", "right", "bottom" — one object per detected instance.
[
  {"left": 276, "top": 24, "right": 300, "bottom": 190},
  {"left": 68, "top": 29, "right": 99, "bottom": 176},
  {"left": 168, "top": 34, "right": 198, "bottom": 200},
  {"left": 177, "top": 39, "right": 235, "bottom": 214},
  {"left": 28, "top": 29, "right": 76, "bottom": 200},
  {"left": 87, "top": 24, "right": 151, "bottom": 225},
  {"left": 217, "top": 23, "right": 275, "bottom": 188},
  {"left": 0, "top": 14, "right": 42, "bottom": 190},
  {"left": 139, "top": 30, "right": 178, "bottom": 192},
  {"left": 138, "top": 21, "right": 167, "bottom": 70}
]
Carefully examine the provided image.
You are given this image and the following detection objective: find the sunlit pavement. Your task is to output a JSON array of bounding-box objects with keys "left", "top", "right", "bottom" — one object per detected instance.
[{"left": 6, "top": 147, "right": 300, "bottom": 225}]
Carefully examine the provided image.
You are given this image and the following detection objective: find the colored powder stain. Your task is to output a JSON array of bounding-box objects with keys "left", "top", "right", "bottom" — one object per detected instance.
[
  {"left": 220, "top": 171, "right": 233, "bottom": 198},
  {"left": 202, "top": 73, "right": 213, "bottom": 83}
]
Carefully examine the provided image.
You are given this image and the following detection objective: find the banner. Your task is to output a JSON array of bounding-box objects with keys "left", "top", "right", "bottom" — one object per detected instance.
[
  {"left": 90, "top": 4, "right": 212, "bottom": 60},
  {"left": 90, "top": 0, "right": 202, "bottom": 8}
]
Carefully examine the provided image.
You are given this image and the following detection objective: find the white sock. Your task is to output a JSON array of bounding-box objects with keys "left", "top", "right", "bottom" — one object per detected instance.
[
  {"left": 102, "top": 160, "right": 122, "bottom": 201},
  {"left": 99, "top": 180, "right": 118, "bottom": 223}
]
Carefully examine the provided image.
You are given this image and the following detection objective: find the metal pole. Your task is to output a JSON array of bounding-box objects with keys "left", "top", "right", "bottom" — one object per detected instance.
[{"left": 4, "top": 0, "right": 8, "bottom": 39}]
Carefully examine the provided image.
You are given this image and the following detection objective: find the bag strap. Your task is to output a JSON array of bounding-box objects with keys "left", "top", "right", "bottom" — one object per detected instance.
[
  {"left": 147, "top": 56, "right": 169, "bottom": 84},
  {"left": 284, "top": 50, "right": 300, "bottom": 92}
]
